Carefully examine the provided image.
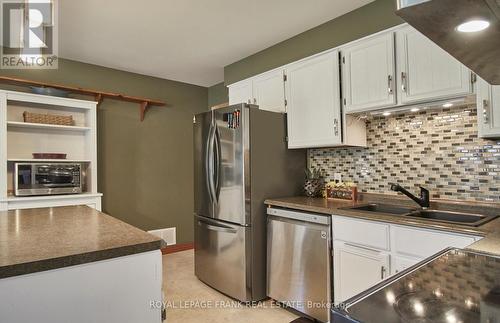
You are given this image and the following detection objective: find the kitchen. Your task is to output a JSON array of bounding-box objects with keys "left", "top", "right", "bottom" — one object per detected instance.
[{"left": 0, "top": 0, "right": 499, "bottom": 322}]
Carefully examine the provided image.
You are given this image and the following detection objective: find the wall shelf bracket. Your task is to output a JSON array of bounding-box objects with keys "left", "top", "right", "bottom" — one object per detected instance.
[{"left": 140, "top": 102, "right": 148, "bottom": 121}]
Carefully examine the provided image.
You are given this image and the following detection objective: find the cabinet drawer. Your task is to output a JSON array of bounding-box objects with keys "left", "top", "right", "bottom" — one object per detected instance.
[
  {"left": 333, "top": 216, "right": 390, "bottom": 250},
  {"left": 393, "top": 225, "right": 477, "bottom": 258}
]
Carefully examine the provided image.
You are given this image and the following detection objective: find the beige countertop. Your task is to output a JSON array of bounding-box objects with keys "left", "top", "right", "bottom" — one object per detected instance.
[
  {"left": 0, "top": 205, "right": 163, "bottom": 279},
  {"left": 265, "top": 194, "right": 500, "bottom": 255}
]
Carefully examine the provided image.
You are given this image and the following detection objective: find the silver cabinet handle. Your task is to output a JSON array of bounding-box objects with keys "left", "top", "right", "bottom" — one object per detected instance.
[
  {"left": 401, "top": 72, "right": 407, "bottom": 92},
  {"left": 483, "top": 99, "right": 490, "bottom": 125},
  {"left": 333, "top": 118, "right": 339, "bottom": 136},
  {"left": 388, "top": 75, "right": 393, "bottom": 94},
  {"left": 381, "top": 266, "right": 386, "bottom": 279}
]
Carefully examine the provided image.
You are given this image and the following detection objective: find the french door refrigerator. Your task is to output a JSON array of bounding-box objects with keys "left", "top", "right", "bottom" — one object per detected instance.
[{"left": 193, "top": 103, "right": 305, "bottom": 302}]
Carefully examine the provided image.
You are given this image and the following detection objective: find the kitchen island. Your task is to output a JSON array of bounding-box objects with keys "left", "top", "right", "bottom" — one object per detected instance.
[{"left": 0, "top": 205, "right": 164, "bottom": 323}]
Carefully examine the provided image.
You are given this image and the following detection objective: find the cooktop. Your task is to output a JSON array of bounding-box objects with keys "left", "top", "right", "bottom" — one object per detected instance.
[{"left": 332, "top": 248, "right": 500, "bottom": 323}]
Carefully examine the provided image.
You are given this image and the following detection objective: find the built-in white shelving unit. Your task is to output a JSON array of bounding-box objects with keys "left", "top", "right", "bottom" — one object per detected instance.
[
  {"left": 7, "top": 121, "right": 91, "bottom": 132},
  {"left": 0, "top": 90, "right": 102, "bottom": 211}
]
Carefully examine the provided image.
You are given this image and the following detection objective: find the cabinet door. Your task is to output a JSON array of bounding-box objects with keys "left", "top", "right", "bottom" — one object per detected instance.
[
  {"left": 228, "top": 80, "right": 253, "bottom": 105},
  {"left": 391, "top": 255, "right": 421, "bottom": 275},
  {"left": 333, "top": 241, "right": 389, "bottom": 304},
  {"left": 342, "top": 32, "right": 396, "bottom": 113},
  {"left": 252, "top": 69, "right": 286, "bottom": 113},
  {"left": 285, "top": 51, "right": 342, "bottom": 148},
  {"left": 392, "top": 225, "right": 477, "bottom": 259},
  {"left": 477, "top": 76, "right": 500, "bottom": 138},
  {"left": 397, "top": 26, "right": 471, "bottom": 104}
]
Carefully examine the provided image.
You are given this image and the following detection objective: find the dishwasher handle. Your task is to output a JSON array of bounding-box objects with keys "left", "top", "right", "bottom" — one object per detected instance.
[{"left": 267, "top": 207, "right": 330, "bottom": 225}]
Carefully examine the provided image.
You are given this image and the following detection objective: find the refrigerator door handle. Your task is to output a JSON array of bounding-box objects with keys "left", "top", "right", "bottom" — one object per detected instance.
[
  {"left": 214, "top": 126, "right": 222, "bottom": 203},
  {"left": 205, "top": 123, "right": 216, "bottom": 203},
  {"left": 197, "top": 219, "right": 237, "bottom": 234}
]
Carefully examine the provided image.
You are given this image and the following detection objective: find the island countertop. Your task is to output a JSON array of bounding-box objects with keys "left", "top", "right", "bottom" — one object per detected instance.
[{"left": 0, "top": 205, "right": 163, "bottom": 279}]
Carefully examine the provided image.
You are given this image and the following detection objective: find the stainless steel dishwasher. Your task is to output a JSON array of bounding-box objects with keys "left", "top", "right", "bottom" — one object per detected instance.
[{"left": 267, "top": 207, "right": 332, "bottom": 322}]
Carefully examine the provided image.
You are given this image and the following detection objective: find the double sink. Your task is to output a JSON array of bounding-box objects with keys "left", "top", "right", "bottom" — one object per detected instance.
[{"left": 342, "top": 203, "right": 498, "bottom": 227}]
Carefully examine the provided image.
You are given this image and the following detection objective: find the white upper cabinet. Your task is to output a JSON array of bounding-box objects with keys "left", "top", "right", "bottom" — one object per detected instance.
[
  {"left": 228, "top": 79, "right": 253, "bottom": 105},
  {"left": 285, "top": 51, "right": 343, "bottom": 148},
  {"left": 477, "top": 76, "right": 500, "bottom": 138},
  {"left": 396, "top": 25, "right": 472, "bottom": 104},
  {"left": 252, "top": 69, "right": 286, "bottom": 113},
  {"left": 228, "top": 69, "right": 286, "bottom": 113},
  {"left": 341, "top": 31, "right": 397, "bottom": 113}
]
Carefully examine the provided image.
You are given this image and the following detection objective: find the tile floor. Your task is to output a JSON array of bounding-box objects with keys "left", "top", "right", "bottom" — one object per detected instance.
[{"left": 162, "top": 250, "right": 299, "bottom": 322}]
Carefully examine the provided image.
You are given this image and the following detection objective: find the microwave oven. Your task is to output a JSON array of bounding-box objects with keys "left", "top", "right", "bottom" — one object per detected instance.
[{"left": 14, "top": 163, "right": 83, "bottom": 196}]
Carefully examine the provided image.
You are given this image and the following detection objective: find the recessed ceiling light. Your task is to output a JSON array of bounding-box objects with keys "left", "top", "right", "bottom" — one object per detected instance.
[
  {"left": 410, "top": 108, "right": 420, "bottom": 112},
  {"left": 382, "top": 112, "right": 391, "bottom": 116},
  {"left": 443, "top": 103, "right": 453, "bottom": 108},
  {"left": 456, "top": 20, "right": 490, "bottom": 33}
]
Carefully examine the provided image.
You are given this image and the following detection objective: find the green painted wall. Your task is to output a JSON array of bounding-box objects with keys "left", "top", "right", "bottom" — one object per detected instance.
[
  {"left": 224, "top": 0, "right": 403, "bottom": 84},
  {"left": 0, "top": 58, "right": 207, "bottom": 244},
  {"left": 207, "top": 82, "right": 228, "bottom": 108}
]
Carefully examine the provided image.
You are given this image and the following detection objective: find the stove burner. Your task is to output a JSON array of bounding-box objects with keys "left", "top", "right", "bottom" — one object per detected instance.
[
  {"left": 394, "top": 291, "right": 445, "bottom": 321},
  {"left": 393, "top": 291, "right": 478, "bottom": 322}
]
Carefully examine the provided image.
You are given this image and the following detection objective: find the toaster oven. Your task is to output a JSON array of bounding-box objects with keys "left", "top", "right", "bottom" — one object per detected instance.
[{"left": 14, "top": 163, "right": 83, "bottom": 196}]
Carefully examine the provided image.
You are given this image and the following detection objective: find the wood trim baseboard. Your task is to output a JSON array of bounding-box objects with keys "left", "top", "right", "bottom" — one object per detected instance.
[{"left": 161, "top": 242, "right": 194, "bottom": 255}]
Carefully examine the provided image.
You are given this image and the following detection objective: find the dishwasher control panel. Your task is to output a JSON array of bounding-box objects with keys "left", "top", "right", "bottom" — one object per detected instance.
[{"left": 267, "top": 207, "right": 330, "bottom": 225}]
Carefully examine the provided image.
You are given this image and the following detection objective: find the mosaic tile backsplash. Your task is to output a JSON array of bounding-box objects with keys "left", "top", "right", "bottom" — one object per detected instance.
[{"left": 309, "top": 106, "right": 500, "bottom": 202}]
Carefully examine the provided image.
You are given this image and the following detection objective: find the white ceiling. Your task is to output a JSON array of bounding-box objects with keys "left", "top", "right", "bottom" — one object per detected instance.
[{"left": 59, "top": 0, "right": 373, "bottom": 87}]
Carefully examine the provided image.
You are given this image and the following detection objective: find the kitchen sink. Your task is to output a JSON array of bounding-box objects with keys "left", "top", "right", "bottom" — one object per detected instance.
[
  {"left": 342, "top": 204, "right": 498, "bottom": 227},
  {"left": 404, "top": 210, "right": 498, "bottom": 227},
  {"left": 342, "top": 203, "right": 417, "bottom": 215}
]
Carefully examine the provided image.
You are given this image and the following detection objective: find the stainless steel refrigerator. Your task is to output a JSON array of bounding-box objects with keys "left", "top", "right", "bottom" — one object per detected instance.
[{"left": 193, "top": 103, "right": 305, "bottom": 302}]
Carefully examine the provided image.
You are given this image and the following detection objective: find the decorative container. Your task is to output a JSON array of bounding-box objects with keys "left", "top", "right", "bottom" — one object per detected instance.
[
  {"left": 23, "top": 111, "right": 74, "bottom": 126},
  {"left": 326, "top": 183, "right": 358, "bottom": 201},
  {"left": 304, "top": 178, "right": 325, "bottom": 197}
]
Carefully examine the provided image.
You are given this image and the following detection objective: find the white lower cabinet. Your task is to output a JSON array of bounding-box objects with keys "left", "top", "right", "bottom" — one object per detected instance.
[
  {"left": 332, "top": 214, "right": 482, "bottom": 305},
  {"left": 391, "top": 254, "right": 422, "bottom": 275},
  {"left": 333, "top": 241, "right": 389, "bottom": 304},
  {"left": 391, "top": 225, "right": 477, "bottom": 259}
]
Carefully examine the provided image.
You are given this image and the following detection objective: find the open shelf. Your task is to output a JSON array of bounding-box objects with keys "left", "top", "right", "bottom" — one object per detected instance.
[
  {"left": 3, "top": 192, "right": 103, "bottom": 202},
  {"left": 7, "top": 121, "right": 91, "bottom": 132},
  {"left": 7, "top": 158, "right": 91, "bottom": 163}
]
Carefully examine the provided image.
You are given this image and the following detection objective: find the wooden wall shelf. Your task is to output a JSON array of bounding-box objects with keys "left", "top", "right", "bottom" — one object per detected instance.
[{"left": 0, "top": 76, "right": 166, "bottom": 121}]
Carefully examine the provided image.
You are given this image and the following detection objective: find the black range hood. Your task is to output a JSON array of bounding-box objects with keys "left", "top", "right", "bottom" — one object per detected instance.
[{"left": 396, "top": 0, "right": 500, "bottom": 85}]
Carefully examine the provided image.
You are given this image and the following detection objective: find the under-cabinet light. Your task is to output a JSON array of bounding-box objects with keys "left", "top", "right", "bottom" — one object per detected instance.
[{"left": 456, "top": 20, "right": 490, "bottom": 33}]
